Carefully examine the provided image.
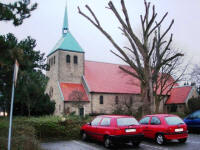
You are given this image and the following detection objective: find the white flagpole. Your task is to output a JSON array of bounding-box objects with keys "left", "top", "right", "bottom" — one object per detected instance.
[{"left": 8, "top": 60, "right": 19, "bottom": 150}]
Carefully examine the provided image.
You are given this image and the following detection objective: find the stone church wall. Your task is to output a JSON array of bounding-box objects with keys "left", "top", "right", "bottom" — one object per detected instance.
[{"left": 58, "top": 50, "right": 84, "bottom": 83}]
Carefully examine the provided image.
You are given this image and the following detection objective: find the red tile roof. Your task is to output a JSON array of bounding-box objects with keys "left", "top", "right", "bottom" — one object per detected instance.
[
  {"left": 166, "top": 86, "right": 192, "bottom": 104},
  {"left": 84, "top": 61, "right": 141, "bottom": 94},
  {"left": 60, "top": 83, "right": 89, "bottom": 102}
]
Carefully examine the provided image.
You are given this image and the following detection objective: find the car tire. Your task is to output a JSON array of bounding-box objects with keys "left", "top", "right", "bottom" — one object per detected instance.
[
  {"left": 104, "top": 136, "right": 112, "bottom": 148},
  {"left": 132, "top": 141, "right": 141, "bottom": 147},
  {"left": 178, "top": 138, "right": 187, "bottom": 143},
  {"left": 156, "top": 134, "right": 165, "bottom": 145},
  {"left": 81, "top": 131, "right": 88, "bottom": 141}
]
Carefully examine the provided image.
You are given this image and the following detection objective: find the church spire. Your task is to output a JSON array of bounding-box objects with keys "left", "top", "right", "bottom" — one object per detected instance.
[{"left": 63, "top": 2, "right": 68, "bottom": 36}]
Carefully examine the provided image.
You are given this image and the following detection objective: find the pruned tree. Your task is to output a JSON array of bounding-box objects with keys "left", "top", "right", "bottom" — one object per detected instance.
[
  {"left": 78, "top": 0, "right": 183, "bottom": 114},
  {"left": 68, "top": 89, "right": 85, "bottom": 109}
]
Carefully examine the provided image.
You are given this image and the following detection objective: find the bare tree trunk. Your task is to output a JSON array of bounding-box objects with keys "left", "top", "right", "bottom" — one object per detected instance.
[{"left": 155, "top": 96, "right": 161, "bottom": 113}]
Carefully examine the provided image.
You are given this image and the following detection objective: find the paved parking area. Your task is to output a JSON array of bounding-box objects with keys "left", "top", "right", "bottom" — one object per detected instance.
[{"left": 41, "top": 133, "right": 200, "bottom": 150}]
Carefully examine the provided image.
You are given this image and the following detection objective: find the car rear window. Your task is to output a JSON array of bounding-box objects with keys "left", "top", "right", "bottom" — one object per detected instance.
[
  {"left": 165, "top": 116, "right": 184, "bottom": 125},
  {"left": 117, "top": 118, "right": 139, "bottom": 126}
]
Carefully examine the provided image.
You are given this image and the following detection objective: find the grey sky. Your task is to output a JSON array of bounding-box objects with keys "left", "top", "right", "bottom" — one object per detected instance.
[{"left": 1, "top": 0, "right": 200, "bottom": 65}]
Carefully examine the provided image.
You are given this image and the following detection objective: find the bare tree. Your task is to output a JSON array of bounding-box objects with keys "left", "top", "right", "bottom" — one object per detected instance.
[
  {"left": 191, "top": 65, "right": 200, "bottom": 85},
  {"left": 78, "top": 0, "right": 183, "bottom": 114},
  {"left": 153, "top": 50, "right": 186, "bottom": 113},
  {"left": 68, "top": 89, "right": 84, "bottom": 109},
  {"left": 114, "top": 95, "right": 134, "bottom": 115}
]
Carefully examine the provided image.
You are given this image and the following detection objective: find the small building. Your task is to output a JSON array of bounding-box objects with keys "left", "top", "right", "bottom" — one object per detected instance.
[{"left": 165, "top": 86, "right": 198, "bottom": 113}]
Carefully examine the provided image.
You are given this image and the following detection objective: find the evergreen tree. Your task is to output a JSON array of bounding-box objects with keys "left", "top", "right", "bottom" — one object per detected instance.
[
  {"left": 0, "top": 1, "right": 55, "bottom": 116},
  {"left": 0, "top": 34, "right": 55, "bottom": 116},
  {"left": 0, "top": 0, "right": 37, "bottom": 26}
]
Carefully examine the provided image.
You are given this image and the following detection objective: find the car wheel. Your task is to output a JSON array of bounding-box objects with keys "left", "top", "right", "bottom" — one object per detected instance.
[
  {"left": 156, "top": 134, "right": 165, "bottom": 145},
  {"left": 132, "top": 141, "right": 141, "bottom": 147},
  {"left": 104, "top": 136, "right": 111, "bottom": 148},
  {"left": 178, "top": 138, "right": 187, "bottom": 143},
  {"left": 81, "top": 132, "right": 87, "bottom": 141}
]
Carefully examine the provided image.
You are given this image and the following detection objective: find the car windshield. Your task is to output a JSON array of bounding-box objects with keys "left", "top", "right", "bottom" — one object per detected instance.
[
  {"left": 165, "top": 116, "right": 184, "bottom": 125},
  {"left": 117, "top": 117, "right": 139, "bottom": 126}
]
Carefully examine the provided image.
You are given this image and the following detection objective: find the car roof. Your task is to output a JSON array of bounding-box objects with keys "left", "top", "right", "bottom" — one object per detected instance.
[
  {"left": 143, "top": 114, "right": 178, "bottom": 117},
  {"left": 97, "top": 115, "right": 134, "bottom": 118}
]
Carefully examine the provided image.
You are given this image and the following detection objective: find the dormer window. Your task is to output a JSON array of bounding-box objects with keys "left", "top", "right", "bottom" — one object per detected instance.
[
  {"left": 74, "top": 56, "right": 78, "bottom": 64},
  {"left": 66, "top": 55, "right": 70, "bottom": 63}
]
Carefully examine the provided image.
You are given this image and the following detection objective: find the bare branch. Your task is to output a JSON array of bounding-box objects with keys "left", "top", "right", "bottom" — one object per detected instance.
[
  {"left": 148, "top": 12, "right": 168, "bottom": 37},
  {"left": 85, "top": 5, "right": 100, "bottom": 26},
  {"left": 119, "top": 66, "right": 140, "bottom": 80}
]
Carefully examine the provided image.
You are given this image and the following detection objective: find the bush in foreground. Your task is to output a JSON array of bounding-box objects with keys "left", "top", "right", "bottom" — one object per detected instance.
[
  {"left": 0, "top": 115, "right": 92, "bottom": 150},
  {"left": 0, "top": 118, "right": 41, "bottom": 150}
]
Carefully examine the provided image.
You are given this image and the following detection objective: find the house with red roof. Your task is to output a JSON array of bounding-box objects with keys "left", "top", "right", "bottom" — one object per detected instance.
[
  {"left": 165, "top": 86, "right": 198, "bottom": 113},
  {"left": 46, "top": 5, "right": 197, "bottom": 116}
]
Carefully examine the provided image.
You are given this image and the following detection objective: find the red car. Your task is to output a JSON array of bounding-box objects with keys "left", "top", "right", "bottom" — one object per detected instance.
[
  {"left": 80, "top": 115, "right": 144, "bottom": 148},
  {"left": 139, "top": 114, "right": 188, "bottom": 145}
]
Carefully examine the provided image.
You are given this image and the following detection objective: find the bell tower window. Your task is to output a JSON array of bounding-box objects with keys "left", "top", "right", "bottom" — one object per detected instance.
[
  {"left": 66, "top": 55, "right": 70, "bottom": 63},
  {"left": 74, "top": 56, "right": 78, "bottom": 64}
]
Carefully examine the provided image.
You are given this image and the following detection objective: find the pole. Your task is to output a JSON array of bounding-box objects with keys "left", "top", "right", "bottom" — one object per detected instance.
[{"left": 7, "top": 65, "right": 16, "bottom": 150}]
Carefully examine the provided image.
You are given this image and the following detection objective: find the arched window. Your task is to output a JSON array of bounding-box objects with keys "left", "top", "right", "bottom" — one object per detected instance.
[
  {"left": 115, "top": 96, "right": 119, "bottom": 104},
  {"left": 49, "top": 87, "right": 53, "bottom": 98},
  {"left": 100, "top": 95, "right": 103, "bottom": 104},
  {"left": 66, "top": 55, "right": 70, "bottom": 63},
  {"left": 74, "top": 56, "right": 78, "bottom": 64},
  {"left": 51, "top": 58, "right": 53, "bottom": 66}
]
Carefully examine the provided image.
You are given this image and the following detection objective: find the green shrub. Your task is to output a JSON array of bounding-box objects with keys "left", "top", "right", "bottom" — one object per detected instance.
[
  {"left": 0, "top": 115, "right": 92, "bottom": 149},
  {"left": 25, "top": 115, "right": 92, "bottom": 141}
]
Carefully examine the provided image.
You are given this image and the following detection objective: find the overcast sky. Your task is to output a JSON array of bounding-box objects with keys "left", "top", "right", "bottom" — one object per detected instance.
[{"left": 1, "top": 0, "right": 200, "bottom": 66}]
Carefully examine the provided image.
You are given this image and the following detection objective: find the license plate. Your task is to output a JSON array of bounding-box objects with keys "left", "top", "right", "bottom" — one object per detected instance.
[
  {"left": 125, "top": 129, "right": 136, "bottom": 133},
  {"left": 175, "top": 128, "right": 183, "bottom": 132}
]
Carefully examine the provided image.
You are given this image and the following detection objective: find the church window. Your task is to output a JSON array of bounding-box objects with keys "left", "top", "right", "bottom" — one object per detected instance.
[
  {"left": 50, "top": 57, "right": 53, "bottom": 66},
  {"left": 49, "top": 87, "right": 53, "bottom": 98},
  {"left": 66, "top": 55, "right": 70, "bottom": 63},
  {"left": 115, "top": 96, "right": 118, "bottom": 104},
  {"left": 74, "top": 56, "right": 78, "bottom": 64},
  {"left": 100, "top": 95, "right": 103, "bottom": 104},
  {"left": 53, "top": 56, "right": 55, "bottom": 64}
]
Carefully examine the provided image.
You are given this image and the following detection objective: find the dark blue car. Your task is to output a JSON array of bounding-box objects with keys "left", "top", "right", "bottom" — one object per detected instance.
[{"left": 184, "top": 110, "right": 200, "bottom": 131}]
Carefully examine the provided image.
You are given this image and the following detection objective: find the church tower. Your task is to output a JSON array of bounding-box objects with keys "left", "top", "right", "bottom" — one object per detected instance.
[{"left": 46, "top": 4, "right": 85, "bottom": 115}]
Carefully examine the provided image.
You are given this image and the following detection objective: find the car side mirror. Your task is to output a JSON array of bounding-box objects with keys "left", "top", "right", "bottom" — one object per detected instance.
[{"left": 87, "top": 122, "right": 91, "bottom": 126}]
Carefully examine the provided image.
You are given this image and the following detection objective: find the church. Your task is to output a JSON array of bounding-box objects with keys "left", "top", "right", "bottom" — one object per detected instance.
[{"left": 46, "top": 6, "right": 197, "bottom": 116}]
